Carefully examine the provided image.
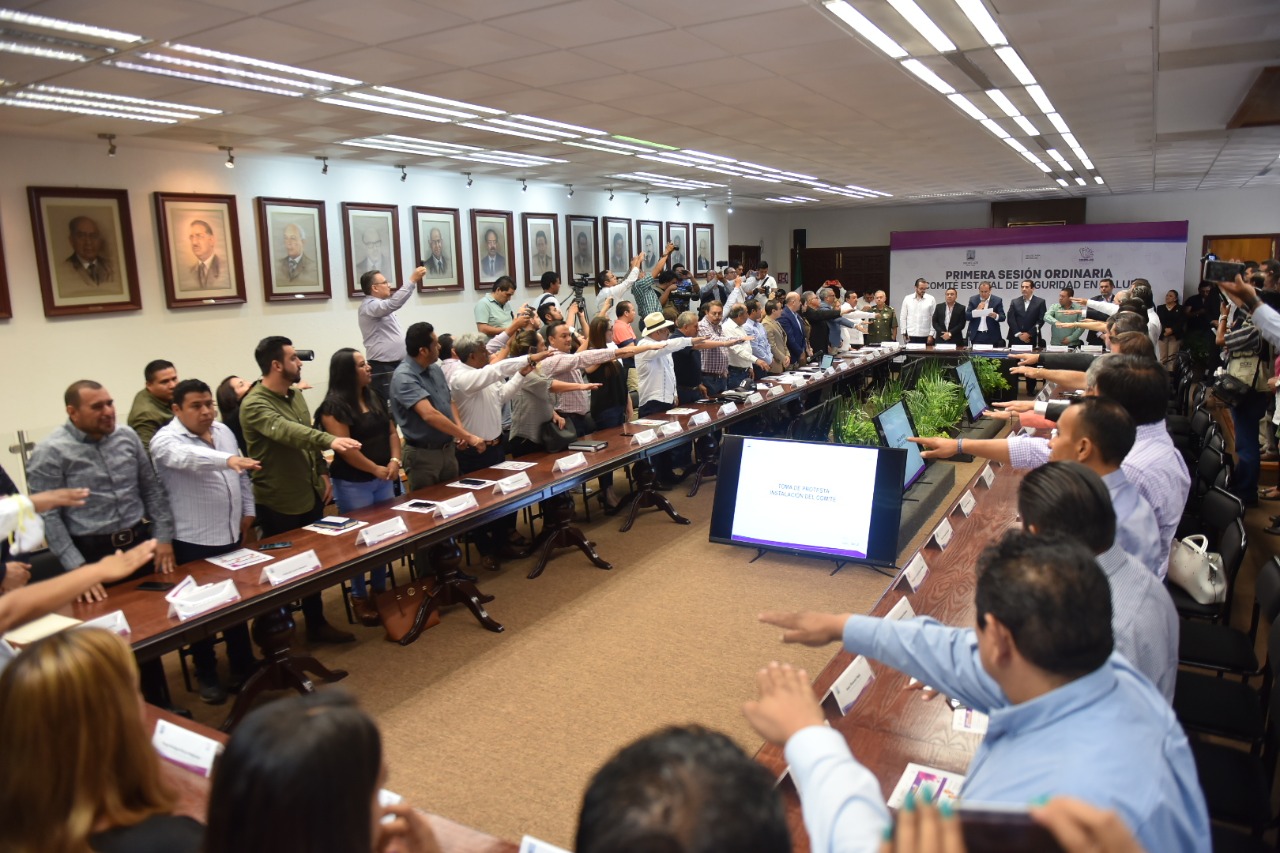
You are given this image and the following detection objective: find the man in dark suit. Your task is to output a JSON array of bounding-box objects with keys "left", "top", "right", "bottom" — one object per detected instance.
[
  {"left": 932, "top": 286, "right": 966, "bottom": 346},
  {"left": 424, "top": 227, "right": 449, "bottom": 277},
  {"left": 480, "top": 228, "right": 506, "bottom": 279},
  {"left": 779, "top": 292, "right": 806, "bottom": 366},
  {"left": 966, "top": 281, "right": 1005, "bottom": 347},
  {"left": 1086, "top": 277, "right": 1116, "bottom": 346},
  {"left": 1007, "top": 279, "right": 1049, "bottom": 393}
]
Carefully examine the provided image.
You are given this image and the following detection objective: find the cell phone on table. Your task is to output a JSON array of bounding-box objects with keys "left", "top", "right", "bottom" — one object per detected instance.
[
  {"left": 458, "top": 478, "right": 487, "bottom": 487},
  {"left": 956, "top": 803, "right": 1065, "bottom": 853},
  {"left": 137, "top": 581, "right": 176, "bottom": 592},
  {"left": 259, "top": 542, "right": 292, "bottom": 551},
  {"left": 406, "top": 500, "right": 436, "bottom": 509}
]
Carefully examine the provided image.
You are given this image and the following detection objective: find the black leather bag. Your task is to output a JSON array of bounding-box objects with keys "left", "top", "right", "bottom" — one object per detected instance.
[{"left": 540, "top": 419, "right": 577, "bottom": 453}]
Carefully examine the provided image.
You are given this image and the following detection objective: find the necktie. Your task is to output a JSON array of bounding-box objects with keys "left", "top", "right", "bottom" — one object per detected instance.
[
  {"left": 198, "top": 262, "right": 208, "bottom": 287},
  {"left": 88, "top": 261, "right": 100, "bottom": 284},
  {"left": 288, "top": 259, "right": 299, "bottom": 279}
]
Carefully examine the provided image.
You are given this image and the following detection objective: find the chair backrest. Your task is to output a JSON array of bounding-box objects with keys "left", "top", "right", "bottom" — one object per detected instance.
[
  {"left": 1201, "top": 486, "right": 1245, "bottom": 551},
  {"left": 1213, "top": 465, "right": 1231, "bottom": 492},
  {"left": 1256, "top": 556, "right": 1280, "bottom": 626},
  {"left": 1205, "top": 426, "right": 1226, "bottom": 457},
  {"left": 1189, "top": 406, "right": 1211, "bottom": 445},
  {"left": 1218, "top": 517, "right": 1248, "bottom": 587},
  {"left": 1195, "top": 447, "right": 1226, "bottom": 495}
]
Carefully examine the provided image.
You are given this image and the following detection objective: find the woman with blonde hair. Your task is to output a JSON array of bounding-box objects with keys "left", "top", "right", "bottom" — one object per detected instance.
[{"left": 0, "top": 627, "right": 202, "bottom": 853}]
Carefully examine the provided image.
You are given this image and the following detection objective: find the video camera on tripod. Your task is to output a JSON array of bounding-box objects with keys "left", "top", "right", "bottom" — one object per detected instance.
[{"left": 562, "top": 273, "right": 590, "bottom": 312}]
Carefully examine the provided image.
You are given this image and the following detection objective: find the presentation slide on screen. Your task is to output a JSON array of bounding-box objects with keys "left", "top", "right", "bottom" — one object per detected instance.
[
  {"left": 731, "top": 439, "right": 877, "bottom": 558},
  {"left": 878, "top": 404, "right": 926, "bottom": 487},
  {"left": 888, "top": 221, "right": 1189, "bottom": 301}
]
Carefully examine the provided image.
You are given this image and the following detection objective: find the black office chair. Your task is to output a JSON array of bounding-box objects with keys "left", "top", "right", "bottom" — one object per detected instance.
[
  {"left": 1170, "top": 516, "right": 1247, "bottom": 624},
  {"left": 1180, "top": 482, "right": 1243, "bottom": 553}
]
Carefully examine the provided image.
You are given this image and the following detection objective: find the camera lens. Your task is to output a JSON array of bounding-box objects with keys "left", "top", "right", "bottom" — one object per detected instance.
[{"left": 295, "top": 349, "right": 315, "bottom": 361}]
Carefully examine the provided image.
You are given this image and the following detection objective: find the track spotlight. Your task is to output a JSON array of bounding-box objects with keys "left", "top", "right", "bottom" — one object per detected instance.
[
  {"left": 219, "top": 145, "right": 234, "bottom": 168},
  {"left": 397, "top": 164, "right": 407, "bottom": 182},
  {"left": 316, "top": 156, "right": 328, "bottom": 175},
  {"left": 521, "top": 178, "right": 527, "bottom": 192},
  {"left": 644, "top": 192, "right": 649, "bottom": 204},
  {"left": 675, "top": 196, "right": 680, "bottom": 207},
  {"left": 703, "top": 197, "right": 708, "bottom": 210},
  {"left": 608, "top": 188, "right": 615, "bottom": 201},
  {"left": 98, "top": 133, "right": 116, "bottom": 157},
  {"left": 465, "top": 172, "right": 473, "bottom": 188},
  {"left": 566, "top": 184, "right": 574, "bottom": 198}
]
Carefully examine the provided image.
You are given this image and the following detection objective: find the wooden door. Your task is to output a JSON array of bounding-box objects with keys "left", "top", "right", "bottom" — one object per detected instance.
[
  {"left": 1203, "top": 234, "right": 1278, "bottom": 267},
  {"left": 728, "top": 244, "right": 761, "bottom": 272},
  {"left": 799, "top": 246, "right": 890, "bottom": 297}
]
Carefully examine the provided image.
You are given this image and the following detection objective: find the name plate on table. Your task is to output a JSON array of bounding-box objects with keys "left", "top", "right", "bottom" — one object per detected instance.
[
  {"left": 717, "top": 402, "right": 738, "bottom": 417},
  {"left": 978, "top": 463, "right": 995, "bottom": 489},
  {"left": 152, "top": 719, "right": 223, "bottom": 778},
  {"left": 165, "top": 576, "right": 240, "bottom": 621},
  {"left": 902, "top": 552, "right": 930, "bottom": 593},
  {"left": 261, "top": 550, "right": 322, "bottom": 586},
  {"left": 838, "top": 360, "right": 850, "bottom": 370},
  {"left": 931, "top": 518, "right": 954, "bottom": 550},
  {"left": 494, "top": 472, "right": 533, "bottom": 494},
  {"left": 689, "top": 411, "right": 712, "bottom": 427},
  {"left": 886, "top": 595, "right": 916, "bottom": 622},
  {"left": 972, "top": 343, "right": 994, "bottom": 351},
  {"left": 957, "top": 490, "right": 977, "bottom": 517},
  {"left": 437, "top": 492, "right": 479, "bottom": 519},
  {"left": 377, "top": 789, "right": 403, "bottom": 825},
  {"left": 80, "top": 609, "right": 130, "bottom": 637},
  {"left": 1010, "top": 344, "right": 1033, "bottom": 352},
  {"left": 553, "top": 452, "right": 588, "bottom": 472},
  {"left": 767, "top": 385, "right": 785, "bottom": 397},
  {"left": 658, "top": 422, "right": 683, "bottom": 438},
  {"left": 824, "top": 366, "right": 837, "bottom": 376},
  {"left": 934, "top": 343, "right": 957, "bottom": 351},
  {"left": 1045, "top": 344, "right": 1069, "bottom": 353},
  {"left": 357, "top": 516, "right": 408, "bottom": 547},
  {"left": 746, "top": 392, "right": 764, "bottom": 405},
  {"left": 826, "top": 655, "right": 875, "bottom": 715},
  {"left": 629, "top": 428, "right": 657, "bottom": 447},
  {"left": 1081, "top": 344, "right": 1103, "bottom": 352},
  {"left": 905, "top": 342, "right": 927, "bottom": 350},
  {"left": 519, "top": 837, "right": 573, "bottom": 853}
]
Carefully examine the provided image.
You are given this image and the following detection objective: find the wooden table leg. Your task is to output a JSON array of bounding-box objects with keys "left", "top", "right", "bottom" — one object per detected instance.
[
  {"left": 619, "top": 459, "right": 692, "bottom": 533},
  {"left": 686, "top": 433, "right": 720, "bottom": 498},
  {"left": 417, "top": 539, "right": 504, "bottom": 634},
  {"left": 526, "top": 493, "right": 613, "bottom": 579},
  {"left": 219, "top": 605, "right": 347, "bottom": 731}
]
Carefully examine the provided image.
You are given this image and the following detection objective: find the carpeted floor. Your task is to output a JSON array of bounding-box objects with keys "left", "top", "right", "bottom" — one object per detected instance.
[{"left": 176, "top": 453, "right": 979, "bottom": 846}]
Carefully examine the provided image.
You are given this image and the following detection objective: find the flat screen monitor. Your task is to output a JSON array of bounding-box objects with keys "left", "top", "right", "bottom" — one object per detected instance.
[
  {"left": 955, "top": 360, "right": 987, "bottom": 422},
  {"left": 709, "top": 436, "right": 906, "bottom": 566},
  {"left": 873, "top": 401, "right": 928, "bottom": 491},
  {"left": 820, "top": 353, "right": 834, "bottom": 370}
]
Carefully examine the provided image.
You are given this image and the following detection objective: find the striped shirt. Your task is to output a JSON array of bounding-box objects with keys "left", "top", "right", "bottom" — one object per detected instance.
[
  {"left": 540, "top": 348, "right": 617, "bottom": 415},
  {"left": 150, "top": 419, "right": 255, "bottom": 547},
  {"left": 1096, "top": 544, "right": 1178, "bottom": 703},
  {"left": 698, "top": 317, "right": 730, "bottom": 376}
]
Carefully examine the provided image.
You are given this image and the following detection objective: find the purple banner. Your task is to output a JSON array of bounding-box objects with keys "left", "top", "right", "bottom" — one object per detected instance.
[{"left": 890, "top": 221, "right": 1188, "bottom": 251}]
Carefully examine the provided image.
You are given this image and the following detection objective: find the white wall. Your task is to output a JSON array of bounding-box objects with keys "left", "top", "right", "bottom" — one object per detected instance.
[
  {"left": 736, "top": 187, "right": 1279, "bottom": 294},
  {"left": 0, "top": 135, "right": 725, "bottom": 487}
]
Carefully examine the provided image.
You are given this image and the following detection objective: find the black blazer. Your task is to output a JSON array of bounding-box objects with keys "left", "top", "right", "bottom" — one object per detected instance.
[
  {"left": 931, "top": 301, "right": 966, "bottom": 343},
  {"left": 1007, "top": 295, "right": 1048, "bottom": 344}
]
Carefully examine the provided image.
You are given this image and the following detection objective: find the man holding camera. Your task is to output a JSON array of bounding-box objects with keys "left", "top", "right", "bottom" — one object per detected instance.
[{"left": 359, "top": 266, "right": 427, "bottom": 410}]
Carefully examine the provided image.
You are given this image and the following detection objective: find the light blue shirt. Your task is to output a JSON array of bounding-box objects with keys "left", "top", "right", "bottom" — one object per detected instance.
[
  {"left": 785, "top": 726, "right": 888, "bottom": 853},
  {"left": 816, "top": 615, "right": 1209, "bottom": 853},
  {"left": 1096, "top": 545, "right": 1178, "bottom": 703},
  {"left": 1101, "top": 468, "right": 1165, "bottom": 576},
  {"left": 744, "top": 317, "right": 772, "bottom": 365}
]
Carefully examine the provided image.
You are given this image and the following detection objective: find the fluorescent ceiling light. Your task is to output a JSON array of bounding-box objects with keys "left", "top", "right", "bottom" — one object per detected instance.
[
  {"left": 1078, "top": 156, "right": 1094, "bottom": 170},
  {"left": 846, "top": 184, "right": 893, "bottom": 197},
  {"left": 347, "top": 91, "right": 474, "bottom": 119},
  {"left": 1074, "top": 177, "right": 1086, "bottom": 186},
  {"left": 789, "top": 196, "right": 818, "bottom": 201},
  {"left": 485, "top": 117, "right": 578, "bottom": 138},
  {"left": 374, "top": 87, "right": 503, "bottom": 116},
  {"left": 590, "top": 139, "right": 655, "bottom": 154},
  {"left": 901, "top": 59, "right": 955, "bottom": 94},
  {"left": 953, "top": 0, "right": 1007, "bottom": 46},
  {"left": 319, "top": 97, "right": 451, "bottom": 122},
  {"left": 12, "top": 90, "right": 204, "bottom": 119},
  {"left": 1024, "top": 84, "right": 1054, "bottom": 113},
  {"left": 737, "top": 160, "right": 785, "bottom": 173},
  {"left": 779, "top": 171, "right": 819, "bottom": 181},
  {"left": 107, "top": 61, "right": 305, "bottom": 96},
  {"left": 138, "top": 53, "right": 330, "bottom": 91},
  {"left": 1012, "top": 115, "right": 1038, "bottom": 136},
  {"left": 979, "top": 118, "right": 1010, "bottom": 139},
  {"left": 680, "top": 149, "right": 737, "bottom": 164},
  {"left": 767, "top": 198, "right": 796, "bottom": 204},
  {"left": 1021, "top": 152, "right": 1051, "bottom": 172},
  {"left": 1056, "top": 178, "right": 1069, "bottom": 187},
  {"left": 1094, "top": 176, "right": 1104, "bottom": 184},
  {"left": 459, "top": 122, "right": 558, "bottom": 141},
  {"left": 823, "top": 0, "right": 908, "bottom": 59},
  {"left": 886, "top": 0, "right": 956, "bottom": 52},
  {"left": 0, "top": 97, "right": 175, "bottom": 122},
  {"left": 1003, "top": 137, "right": 1028, "bottom": 154},
  {"left": 382, "top": 135, "right": 480, "bottom": 151},
  {"left": 948, "top": 93, "right": 987, "bottom": 120},
  {"left": 1046, "top": 112, "right": 1069, "bottom": 134},
  {"left": 985, "top": 89, "right": 1020, "bottom": 118},
  {"left": 562, "top": 141, "right": 635, "bottom": 155},
  {"left": 743, "top": 174, "right": 785, "bottom": 183},
  {"left": 0, "top": 41, "right": 86, "bottom": 61},
  {"left": 612, "top": 135, "right": 678, "bottom": 151},
  {"left": 511, "top": 114, "right": 604, "bottom": 136},
  {"left": 341, "top": 140, "right": 462, "bottom": 157},
  {"left": 167, "top": 43, "right": 359, "bottom": 85},
  {"left": 695, "top": 165, "right": 741, "bottom": 176},
  {"left": 32, "top": 85, "right": 221, "bottom": 114},
  {"left": 995, "top": 47, "right": 1036, "bottom": 85},
  {"left": 1062, "top": 132, "right": 1080, "bottom": 149},
  {"left": 0, "top": 9, "right": 142, "bottom": 43}
]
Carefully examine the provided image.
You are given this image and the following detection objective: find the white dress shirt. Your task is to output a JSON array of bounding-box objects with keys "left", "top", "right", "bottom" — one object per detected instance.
[
  {"left": 444, "top": 357, "right": 529, "bottom": 441},
  {"left": 722, "top": 317, "right": 754, "bottom": 368},
  {"left": 150, "top": 419, "right": 255, "bottom": 547},
  {"left": 899, "top": 292, "right": 936, "bottom": 337},
  {"left": 637, "top": 337, "right": 691, "bottom": 406}
]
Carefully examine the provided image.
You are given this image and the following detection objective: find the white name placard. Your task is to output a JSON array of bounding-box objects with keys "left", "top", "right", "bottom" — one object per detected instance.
[
  {"left": 746, "top": 392, "right": 764, "bottom": 405},
  {"left": 658, "top": 422, "right": 683, "bottom": 438},
  {"left": 519, "top": 837, "right": 573, "bottom": 853},
  {"left": 838, "top": 360, "right": 850, "bottom": 370},
  {"left": 905, "top": 342, "right": 927, "bottom": 351},
  {"left": 438, "top": 492, "right": 479, "bottom": 519},
  {"left": 902, "top": 552, "right": 930, "bottom": 592},
  {"left": 957, "top": 490, "right": 977, "bottom": 517},
  {"left": 630, "top": 428, "right": 657, "bottom": 446},
  {"left": 886, "top": 596, "right": 916, "bottom": 622},
  {"left": 261, "top": 549, "right": 322, "bottom": 586},
  {"left": 718, "top": 402, "right": 738, "bottom": 417},
  {"left": 357, "top": 516, "right": 408, "bottom": 547},
  {"left": 494, "top": 472, "right": 533, "bottom": 494},
  {"left": 1081, "top": 344, "right": 1104, "bottom": 352},
  {"left": 972, "top": 343, "right": 994, "bottom": 351},
  {"left": 931, "top": 518, "right": 953, "bottom": 550},
  {"left": 933, "top": 343, "right": 957, "bottom": 351},
  {"left": 80, "top": 609, "right": 130, "bottom": 637},
  {"left": 767, "top": 385, "right": 784, "bottom": 397},
  {"left": 1010, "top": 344, "right": 1033, "bottom": 352},
  {"left": 152, "top": 719, "right": 223, "bottom": 778},
  {"left": 1045, "top": 344, "right": 1068, "bottom": 353},
  {"left": 979, "top": 463, "right": 995, "bottom": 488},
  {"left": 828, "top": 655, "right": 875, "bottom": 715},
  {"left": 689, "top": 411, "right": 712, "bottom": 427},
  {"left": 553, "top": 452, "right": 588, "bottom": 472}
]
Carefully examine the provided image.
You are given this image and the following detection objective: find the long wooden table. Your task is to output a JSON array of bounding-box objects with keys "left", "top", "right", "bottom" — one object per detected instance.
[{"left": 754, "top": 454, "right": 1026, "bottom": 850}]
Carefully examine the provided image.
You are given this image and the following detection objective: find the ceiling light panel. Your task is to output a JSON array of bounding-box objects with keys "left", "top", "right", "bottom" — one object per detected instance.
[
  {"left": 985, "top": 89, "right": 1020, "bottom": 118},
  {"left": 824, "top": 0, "right": 908, "bottom": 59},
  {"left": 106, "top": 60, "right": 306, "bottom": 97},
  {"left": 373, "top": 87, "right": 503, "bottom": 116},
  {"left": 0, "top": 96, "right": 176, "bottom": 122},
  {"left": 994, "top": 47, "right": 1036, "bottom": 85},
  {"left": 952, "top": 0, "right": 1007, "bottom": 46},
  {"left": 1012, "top": 115, "right": 1038, "bottom": 136},
  {"left": 886, "top": 0, "right": 955, "bottom": 52},
  {"left": 1024, "top": 85, "right": 1054, "bottom": 113},
  {"left": 0, "top": 9, "right": 142, "bottom": 44},
  {"left": 0, "top": 40, "right": 86, "bottom": 61},
  {"left": 901, "top": 59, "right": 954, "bottom": 94}
]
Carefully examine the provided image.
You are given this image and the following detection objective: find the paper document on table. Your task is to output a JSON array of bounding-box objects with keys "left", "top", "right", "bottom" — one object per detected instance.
[
  {"left": 491, "top": 460, "right": 537, "bottom": 471},
  {"left": 205, "top": 548, "right": 272, "bottom": 571},
  {"left": 666, "top": 408, "right": 698, "bottom": 415},
  {"left": 887, "top": 763, "right": 966, "bottom": 809},
  {"left": 3, "top": 612, "right": 81, "bottom": 646}
]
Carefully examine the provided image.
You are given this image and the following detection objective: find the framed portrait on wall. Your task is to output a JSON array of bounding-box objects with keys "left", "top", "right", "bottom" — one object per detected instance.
[
  {"left": 471, "top": 209, "right": 513, "bottom": 289},
  {"left": 666, "top": 222, "right": 690, "bottom": 271},
  {"left": 604, "top": 216, "right": 632, "bottom": 275},
  {"left": 692, "top": 223, "right": 715, "bottom": 275},
  {"left": 255, "top": 197, "right": 331, "bottom": 302},
  {"left": 0, "top": 220, "right": 10, "bottom": 320},
  {"left": 27, "top": 186, "right": 142, "bottom": 318},
  {"left": 637, "top": 219, "right": 662, "bottom": 271},
  {"left": 342, "top": 202, "right": 401, "bottom": 298},
  {"left": 411, "top": 206, "right": 464, "bottom": 292},
  {"left": 566, "top": 215, "right": 598, "bottom": 284},
  {"left": 153, "top": 192, "right": 247, "bottom": 309},
  {"left": 521, "top": 213, "right": 559, "bottom": 287}
]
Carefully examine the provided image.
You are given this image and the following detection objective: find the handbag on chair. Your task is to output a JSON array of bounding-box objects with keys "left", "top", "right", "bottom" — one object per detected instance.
[{"left": 1167, "top": 534, "right": 1226, "bottom": 605}]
